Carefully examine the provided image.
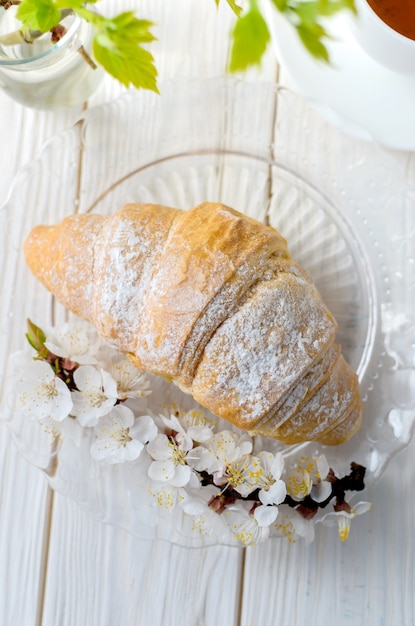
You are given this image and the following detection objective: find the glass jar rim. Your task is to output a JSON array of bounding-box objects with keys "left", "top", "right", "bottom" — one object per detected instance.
[{"left": 0, "top": 9, "right": 82, "bottom": 67}]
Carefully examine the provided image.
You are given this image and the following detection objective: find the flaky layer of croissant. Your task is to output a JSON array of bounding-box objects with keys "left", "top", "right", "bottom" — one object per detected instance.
[{"left": 24, "top": 201, "right": 362, "bottom": 445}]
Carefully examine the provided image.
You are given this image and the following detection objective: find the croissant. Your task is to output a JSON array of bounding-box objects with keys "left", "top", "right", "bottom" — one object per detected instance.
[{"left": 24, "top": 201, "right": 362, "bottom": 445}]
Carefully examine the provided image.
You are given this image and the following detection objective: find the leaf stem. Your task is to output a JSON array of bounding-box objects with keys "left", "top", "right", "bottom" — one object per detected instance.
[{"left": 77, "top": 44, "right": 97, "bottom": 70}]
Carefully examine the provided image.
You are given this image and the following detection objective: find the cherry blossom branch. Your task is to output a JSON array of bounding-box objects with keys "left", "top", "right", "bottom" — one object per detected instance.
[
  {"left": 199, "top": 462, "right": 366, "bottom": 520},
  {"left": 15, "top": 318, "right": 371, "bottom": 545}
]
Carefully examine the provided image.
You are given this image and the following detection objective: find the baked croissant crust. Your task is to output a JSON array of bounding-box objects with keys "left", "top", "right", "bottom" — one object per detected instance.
[{"left": 24, "top": 201, "right": 362, "bottom": 445}]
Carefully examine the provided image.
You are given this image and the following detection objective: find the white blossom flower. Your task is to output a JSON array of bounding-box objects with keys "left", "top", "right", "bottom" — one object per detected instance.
[
  {"left": 44, "top": 321, "right": 100, "bottom": 365},
  {"left": 286, "top": 455, "right": 332, "bottom": 503},
  {"left": 71, "top": 365, "right": 118, "bottom": 426},
  {"left": 223, "top": 454, "right": 263, "bottom": 497},
  {"left": 245, "top": 451, "right": 287, "bottom": 525},
  {"left": 16, "top": 358, "right": 73, "bottom": 422},
  {"left": 147, "top": 434, "right": 200, "bottom": 487},
  {"left": 286, "top": 467, "right": 313, "bottom": 501},
  {"left": 301, "top": 454, "right": 332, "bottom": 503},
  {"left": 190, "top": 430, "right": 252, "bottom": 475},
  {"left": 320, "top": 501, "right": 372, "bottom": 541},
  {"left": 256, "top": 451, "right": 287, "bottom": 506},
  {"left": 313, "top": 455, "right": 330, "bottom": 480},
  {"left": 274, "top": 505, "right": 316, "bottom": 544},
  {"left": 147, "top": 483, "right": 188, "bottom": 511},
  {"left": 179, "top": 409, "right": 215, "bottom": 442},
  {"left": 90, "top": 405, "right": 157, "bottom": 464},
  {"left": 224, "top": 502, "right": 272, "bottom": 546},
  {"left": 180, "top": 485, "right": 217, "bottom": 517},
  {"left": 38, "top": 413, "right": 83, "bottom": 444},
  {"left": 110, "top": 358, "right": 151, "bottom": 400},
  {"left": 180, "top": 485, "right": 227, "bottom": 537},
  {"left": 189, "top": 430, "right": 258, "bottom": 496},
  {"left": 158, "top": 406, "right": 214, "bottom": 448}
]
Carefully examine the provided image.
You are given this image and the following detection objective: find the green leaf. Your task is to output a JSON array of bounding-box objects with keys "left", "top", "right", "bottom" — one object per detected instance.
[
  {"left": 316, "top": 0, "right": 356, "bottom": 16},
  {"left": 92, "top": 15, "right": 158, "bottom": 91},
  {"left": 225, "top": 0, "right": 244, "bottom": 17},
  {"left": 93, "top": 41, "right": 158, "bottom": 92},
  {"left": 294, "top": 2, "right": 323, "bottom": 23},
  {"left": 214, "top": 0, "right": 243, "bottom": 17},
  {"left": 295, "top": 0, "right": 355, "bottom": 20},
  {"left": 16, "top": 0, "right": 61, "bottom": 33},
  {"left": 271, "top": 0, "right": 288, "bottom": 10},
  {"left": 110, "top": 13, "right": 157, "bottom": 44},
  {"left": 296, "top": 22, "right": 330, "bottom": 62},
  {"left": 268, "top": 0, "right": 356, "bottom": 64},
  {"left": 55, "top": 0, "right": 100, "bottom": 7},
  {"left": 26, "top": 319, "right": 48, "bottom": 355},
  {"left": 229, "top": 6, "right": 270, "bottom": 72}
]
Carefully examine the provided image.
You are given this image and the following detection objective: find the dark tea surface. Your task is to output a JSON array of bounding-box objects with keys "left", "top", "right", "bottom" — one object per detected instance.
[{"left": 366, "top": 0, "right": 415, "bottom": 40}]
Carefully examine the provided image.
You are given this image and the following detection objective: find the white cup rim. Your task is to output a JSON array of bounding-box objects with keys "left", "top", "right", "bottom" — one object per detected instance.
[{"left": 358, "top": 0, "right": 415, "bottom": 46}]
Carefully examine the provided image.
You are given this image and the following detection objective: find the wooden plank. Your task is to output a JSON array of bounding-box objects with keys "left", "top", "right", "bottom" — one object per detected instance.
[
  {"left": 240, "top": 73, "right": 415, "bottom": 625},
  {"left": 0, "top": 428, "right": 52, "bottom": 626},
  {"left": 240, "top": 446, "right": 415, "bottom": 625},
  {"left": 42, "top": 494, "right": 244, "bottom": 626},
  {"left": 0, "top": 95, "right": 86, "bottom": 625}
]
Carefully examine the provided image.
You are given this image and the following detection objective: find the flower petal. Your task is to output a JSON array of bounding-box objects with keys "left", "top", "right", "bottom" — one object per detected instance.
[
  {"left": 148, "top": 459, "right": 176, "bottom": 482},
  {"left": 111, "top": 404, "right": 135, "bottom": 428},
  {"left": 169, "top": 463, "right": 192, "bottom": 487},
  {"left": 147, "top": 434, "right": 171, "bottom": 461},
  {"left": 237, "top": 438, "right": 253, "bottom": 458},
  {"left": 182, "top": 498, "right": 207, "bottom": 516},
  {"left": 316, "top": 455, "right": 330, "bottom": 481},
  {"left": 254, "top": 505, "right": 279, "bottom": 527},
  {"left": 175, "top": 431, "right": 194, "bottom": 452},
  {"left": 258, "top": 450, "right": 284, "bottom": 479},
  {"left": 101, "top": 369, "right": 118, "bottom": 398},
  {"left": 353, "top": 501, "right": 372, "bottom": 516},
  {"left": 90, "top": 440, "right": 118, "bottom": 462},
  {"left": 122, "top": 439, "right": 144, "bottom": 462},
  {"left": 187, "top": 425, "right": 214, "bottom": 443},
  {"left": 130, "top": 414, "right": 158, "bottom": 443},
  {"left": 73, "top": 365, "right": 102, "bottom": 391},
  {"left": 187, "top": 445, "right": 217, "bottom": 472},
  {"left": 259, "top": 479, "right": 286, "bottom": 506},
  {"left": 338, "top": 515, "right": 351, "bottom": 541},
  {"left": 51, "top": 377, "right": 74, "bottom": 421},
  {"left": 310, "top": 480, "right": 332, "bottom": 503}
]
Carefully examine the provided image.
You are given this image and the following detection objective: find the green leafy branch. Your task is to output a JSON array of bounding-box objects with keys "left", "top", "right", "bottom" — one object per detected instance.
[
  {"left": 1, "top": 0, "right": 356, "bottom": 94},
  {"left": 224, "top": 0, "right": 356, "bottom": 71},
  {"left": 3, "top": 0, "right": 158, "bottom": 92}
]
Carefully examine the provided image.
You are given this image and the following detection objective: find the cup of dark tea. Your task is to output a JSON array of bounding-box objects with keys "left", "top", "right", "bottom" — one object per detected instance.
[{"left": 349, "top": 0, "right": 415, "bottom": 74}]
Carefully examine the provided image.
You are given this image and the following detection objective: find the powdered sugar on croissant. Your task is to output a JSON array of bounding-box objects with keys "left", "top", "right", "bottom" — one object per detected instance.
[{"left": 24, "top": 201, "right": 362, "bottom": 445}]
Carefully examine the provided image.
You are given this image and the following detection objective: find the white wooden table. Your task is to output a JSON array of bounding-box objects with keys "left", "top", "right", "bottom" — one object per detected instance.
[{"left": 1, "top": 2, "right": 414, "bottom": 625}]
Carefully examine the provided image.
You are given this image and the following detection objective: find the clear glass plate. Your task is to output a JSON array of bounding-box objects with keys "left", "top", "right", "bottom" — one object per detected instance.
[{"left": 1, "top": 77, "right": 414, "bottom": 546}]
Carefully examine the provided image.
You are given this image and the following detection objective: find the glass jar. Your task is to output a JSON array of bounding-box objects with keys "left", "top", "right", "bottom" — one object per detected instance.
[{"left": 0, "top": 7, "right": 104, "bottom": 109}]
